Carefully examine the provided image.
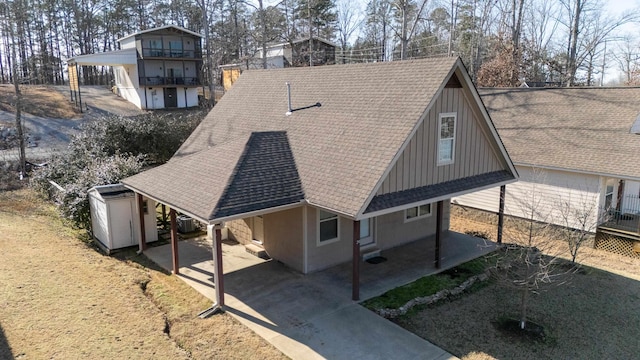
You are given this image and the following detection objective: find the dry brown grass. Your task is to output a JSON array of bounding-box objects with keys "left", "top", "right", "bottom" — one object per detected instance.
[
  {"left": 395, "top": 206, "right": 640, "bottom": 359},
  {"left": 0, "top": 84, "right": 79, "bottom": 120},
  {"left": 0, "top": 189, "right": 287, "bottom": 359}
]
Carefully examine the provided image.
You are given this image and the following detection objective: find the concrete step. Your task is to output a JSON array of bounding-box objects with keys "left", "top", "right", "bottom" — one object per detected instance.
[
  {"left": 245, "top": 244, "right": 270, "bottom": 259},
  {"left": 362, "top": 248, "right": 381, "bottom": 261}
]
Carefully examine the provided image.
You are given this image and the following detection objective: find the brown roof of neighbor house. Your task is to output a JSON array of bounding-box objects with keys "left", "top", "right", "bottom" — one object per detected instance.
[
  {"left": 124, "top": 57, "right": 515, "bottom": 222},
  {"left": 479, "top": 87, "right": 640, "bottom": 180}
]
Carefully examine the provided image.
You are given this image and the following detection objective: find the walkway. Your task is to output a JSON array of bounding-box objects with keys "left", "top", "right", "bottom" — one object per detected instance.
[{"left": 144, "top": 233, "right": 496, "bottom": 359}]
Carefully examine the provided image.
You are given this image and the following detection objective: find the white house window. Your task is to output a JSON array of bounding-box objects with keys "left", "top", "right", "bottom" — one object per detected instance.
[
  {"left": 318, "top": 210, "right": 339, "bottom": 244},
  {"left": 438, "top": 113, "right": 457, "bottom": 165},
  {"left": 405, "top": 204, "right": 432, "bottom": 222}
]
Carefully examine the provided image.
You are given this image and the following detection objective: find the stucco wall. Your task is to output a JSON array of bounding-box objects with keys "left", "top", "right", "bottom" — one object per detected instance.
[
  {"left": 306, "top": 207, "right": 353, "bottom": 273},
  {"left": 263, "top": 207, "right": 304, "bottom": 272},
  {"left": 305, "top": 203, "right": 450, "bottom": 273},
  {"left": 375, "top": 202, "right": 450, "bottom": 250}
]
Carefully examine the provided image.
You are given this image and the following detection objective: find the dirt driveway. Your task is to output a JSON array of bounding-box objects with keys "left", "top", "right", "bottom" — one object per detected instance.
[{"left": 1, "top": 86, "right": 147, "bottom": 162}]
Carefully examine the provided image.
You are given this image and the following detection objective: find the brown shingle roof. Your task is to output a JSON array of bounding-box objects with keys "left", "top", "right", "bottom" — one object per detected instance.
[
  {"left": 479, "top": 87, "right": 640, "bottom": 180},
  {"left": 125, "top": 57, "right": 501, "bottom": 221}
]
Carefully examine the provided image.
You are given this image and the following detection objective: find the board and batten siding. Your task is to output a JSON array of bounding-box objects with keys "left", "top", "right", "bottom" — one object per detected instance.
[
  {"left": 377, "top": 87, "right": 506, "bottom": 195},
  {"left": 453, "top": 166, "right": 602, "bottom": 230}
]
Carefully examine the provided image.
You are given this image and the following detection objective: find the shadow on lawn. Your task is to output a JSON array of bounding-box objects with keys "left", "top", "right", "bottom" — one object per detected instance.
[
  {"left": 0, "top": 322, "right": 15, "bottom": 360},
  {"left": 398, "top": 264, "right": 640, "bottom": 359}
]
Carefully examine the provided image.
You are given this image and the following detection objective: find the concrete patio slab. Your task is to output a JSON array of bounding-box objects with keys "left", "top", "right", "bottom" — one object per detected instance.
[{"left": 143, "top": 232, "right": 494, "bottom": 359}]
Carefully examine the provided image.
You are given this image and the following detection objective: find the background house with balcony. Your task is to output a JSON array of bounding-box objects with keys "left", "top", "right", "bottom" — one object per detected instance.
[
  {"left": 220, "top": 37, "right": 336, "bottom": 91},
  {"left": 452, "top": 87, "right": 640, "bottom": 258},
  {"left": 69, "top": 25, "right": 202, "bottom": 110}
]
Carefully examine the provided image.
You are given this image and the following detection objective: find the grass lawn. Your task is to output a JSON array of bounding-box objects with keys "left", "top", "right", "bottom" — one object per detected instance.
[
  {"left": 384, "top": 207, "right": 640, "bottom": 359},
  {"left": 0, "top": 189, "right": 287, "bottom": 359}
]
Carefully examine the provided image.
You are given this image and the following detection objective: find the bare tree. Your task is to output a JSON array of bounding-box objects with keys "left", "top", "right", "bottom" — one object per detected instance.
[
  {"left": 491, "top": 169, "right": 575, "bottom": 330},
  {"left": 612, "top": 35, "right": 640, "bottom": 85},
  {"left": 560, "top": 0, "right": 640, "bottom": 86},
  {"left": 336, "top": 0, "right": 363, "bottom": 64},
  {"left": 557, "top": 189, "right": 600, "bottom": 263},
  {"left": 2, "top": 1, "right": 26, "bottom": 177}
]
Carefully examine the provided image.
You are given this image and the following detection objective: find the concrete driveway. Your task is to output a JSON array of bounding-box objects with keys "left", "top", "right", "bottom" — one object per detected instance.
[{"left": 144, "top": 233, "right": 494, "bottom": 359}]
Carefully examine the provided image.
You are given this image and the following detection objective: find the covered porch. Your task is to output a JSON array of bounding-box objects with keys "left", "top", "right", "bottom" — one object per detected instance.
[{"left": 144, "top": 230, "right": 497, "bottom": 304}]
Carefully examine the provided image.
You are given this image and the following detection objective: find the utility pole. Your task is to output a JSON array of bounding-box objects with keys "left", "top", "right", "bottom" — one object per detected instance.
[
  {"left": 259, "top": 0, "right": 267, "bottom": 69},
  {"left": 600, "top": 40, "right": 607, "bottom": 86},
  {"left": 308, "top": 0, "right": 313, "bottom": 66},
  {"left": 448, "top": 0, "right": 455, "bottom": 57},
  {"left": 199, "top": 0, "right": 215, "bottom": 107}
]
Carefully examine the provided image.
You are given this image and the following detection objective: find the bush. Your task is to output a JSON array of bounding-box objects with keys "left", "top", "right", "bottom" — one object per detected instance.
[{"left": 30, "top": 110, "right": 205, "bottom": 230}]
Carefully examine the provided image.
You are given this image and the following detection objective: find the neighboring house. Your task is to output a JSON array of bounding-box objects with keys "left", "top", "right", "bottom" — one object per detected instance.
[
  {"left": 452, "top": 87, "right": 640, "bottom": 255},
  {"left": 259, "top": 37, "right": 336, "bottom": 67},
  {"left": 68, "top": 25, "right": 202, "bottom": 109},
  {"left": 220, "top": 37, "right": 336, "bottom": 90},
  {"left": 122, "top": 57, "right": 517, "bottom": 305}
]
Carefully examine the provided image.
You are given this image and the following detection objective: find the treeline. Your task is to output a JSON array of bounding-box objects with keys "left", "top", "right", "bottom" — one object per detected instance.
[{"left": 1, "top": 0, "right": 639, "bottom": 87}]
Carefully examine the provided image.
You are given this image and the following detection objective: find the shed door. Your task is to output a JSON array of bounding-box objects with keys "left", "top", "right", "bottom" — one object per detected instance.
[{"left": 109, "top": 200, "right": 136, "bottom": 248}]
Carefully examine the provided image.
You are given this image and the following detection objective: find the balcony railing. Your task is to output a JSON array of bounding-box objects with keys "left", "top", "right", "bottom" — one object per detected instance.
[
  {"left": 141, "top": 48, "right": 202, "bottom": 59},
  {"left": 140, "top": 77, "right": 201, "bottom": 86},
  {"left": 598, "top": 207, "right": 640, "bottom": 234}
]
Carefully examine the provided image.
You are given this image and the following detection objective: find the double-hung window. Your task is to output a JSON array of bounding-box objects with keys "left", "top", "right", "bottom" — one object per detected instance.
[
  {"left": 438, "top": 113, "right": 457, "bottom": 165},
  {"left": 318, "top": 210, "right": 339, "bottom": 245},
  {"left": 404, "top": 204, "right": 432, "bottom": 222}
]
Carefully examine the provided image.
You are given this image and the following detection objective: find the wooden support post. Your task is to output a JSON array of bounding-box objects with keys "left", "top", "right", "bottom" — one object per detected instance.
[
  {"left": 435, "top": 201, "right": 443, "bottom": 269},
  {"left": 352, "top": 220, "right": 361, "bottom": 301},
  {"left": 170, "top": 209, "right": 179, "bottom": 274},
  {"left": 136, "top": 194, "right": 147, "bottom": 251},
  {"left": 213, "top": 226, "right": 225, "bottom": 307},
  {"left": 161, "top": 204, "right": 167, "bottom": 227},
  {"left": 498, "top": 185, "right": 506, "bottom": 244}
]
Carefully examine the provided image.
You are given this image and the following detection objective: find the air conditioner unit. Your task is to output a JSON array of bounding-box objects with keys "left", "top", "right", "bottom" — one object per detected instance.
[{"left": 178, "top": 215, "right": 196, "bottom": 233}]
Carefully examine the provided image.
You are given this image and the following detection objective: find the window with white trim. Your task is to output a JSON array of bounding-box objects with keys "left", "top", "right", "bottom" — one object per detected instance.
[
  {"left": 404, "top": 204, "right": 432, "bottom": 222},
  {"left": 318, "top": 210, "right": 339, "bottom": 244},
  {"left": 438, "top": 113, "right": 457, "bottom": 165}
]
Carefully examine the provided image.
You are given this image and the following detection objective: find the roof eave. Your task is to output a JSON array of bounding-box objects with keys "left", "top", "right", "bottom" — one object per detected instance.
[
  {"left": 358, "top": 177, "right": 517, "bottom": 220},
  {"left": 122, "top": 182, "right": 211, "bottom": 224}
]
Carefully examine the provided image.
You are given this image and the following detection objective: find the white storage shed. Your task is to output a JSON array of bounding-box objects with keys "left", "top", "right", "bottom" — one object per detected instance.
[{"left": 89, "top": 184, "right": 158, "bottom": 252}]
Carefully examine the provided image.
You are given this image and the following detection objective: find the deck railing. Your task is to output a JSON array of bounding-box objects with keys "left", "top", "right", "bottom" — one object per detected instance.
[
  {"left": 141, "top": 48, "right": 202, "bottom": 59},
  {"left": 598, "top": 207, "right": 640, "bottom": 234},
  {"left": 139, "top": 77, "right": 200, "bottom": 86}
]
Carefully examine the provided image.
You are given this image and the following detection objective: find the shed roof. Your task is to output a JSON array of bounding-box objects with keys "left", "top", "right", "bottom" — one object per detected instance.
[
  {"left": 479, "top": 87, "right": 640, "bottom": 180},
  {"left": 124, "top": 57, "right": 514, "bottom": 223}
]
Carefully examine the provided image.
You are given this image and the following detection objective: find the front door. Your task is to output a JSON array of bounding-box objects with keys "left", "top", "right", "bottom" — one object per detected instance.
[
  {"left": 252, "top": 215, "right": 264, "bottom": 244},
  {"left": 359, "top": 218, "right": 375, "bottom": 247},
  {"left": 164, "top": 87, "right": 177, "bottom": 108}
]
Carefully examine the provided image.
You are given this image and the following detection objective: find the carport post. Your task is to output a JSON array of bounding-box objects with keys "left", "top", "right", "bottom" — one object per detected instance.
[
  {"left": 169, "top": 209, "right": 179, "bottom": 274},
  {"left": 498, "top": 185, "right": 506, "bottom": 244},
  {"left": 136, "top": 194, "right": 147, "bottom": 251},
  {"left": 213, "top": 225, "right": 225, "bottom": 307},
  {"left": 352, "top": 220, "right": 360, "bottom": 301},
  {"left": 435, "top": 201, "right": 443, "bottom": 269}
]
